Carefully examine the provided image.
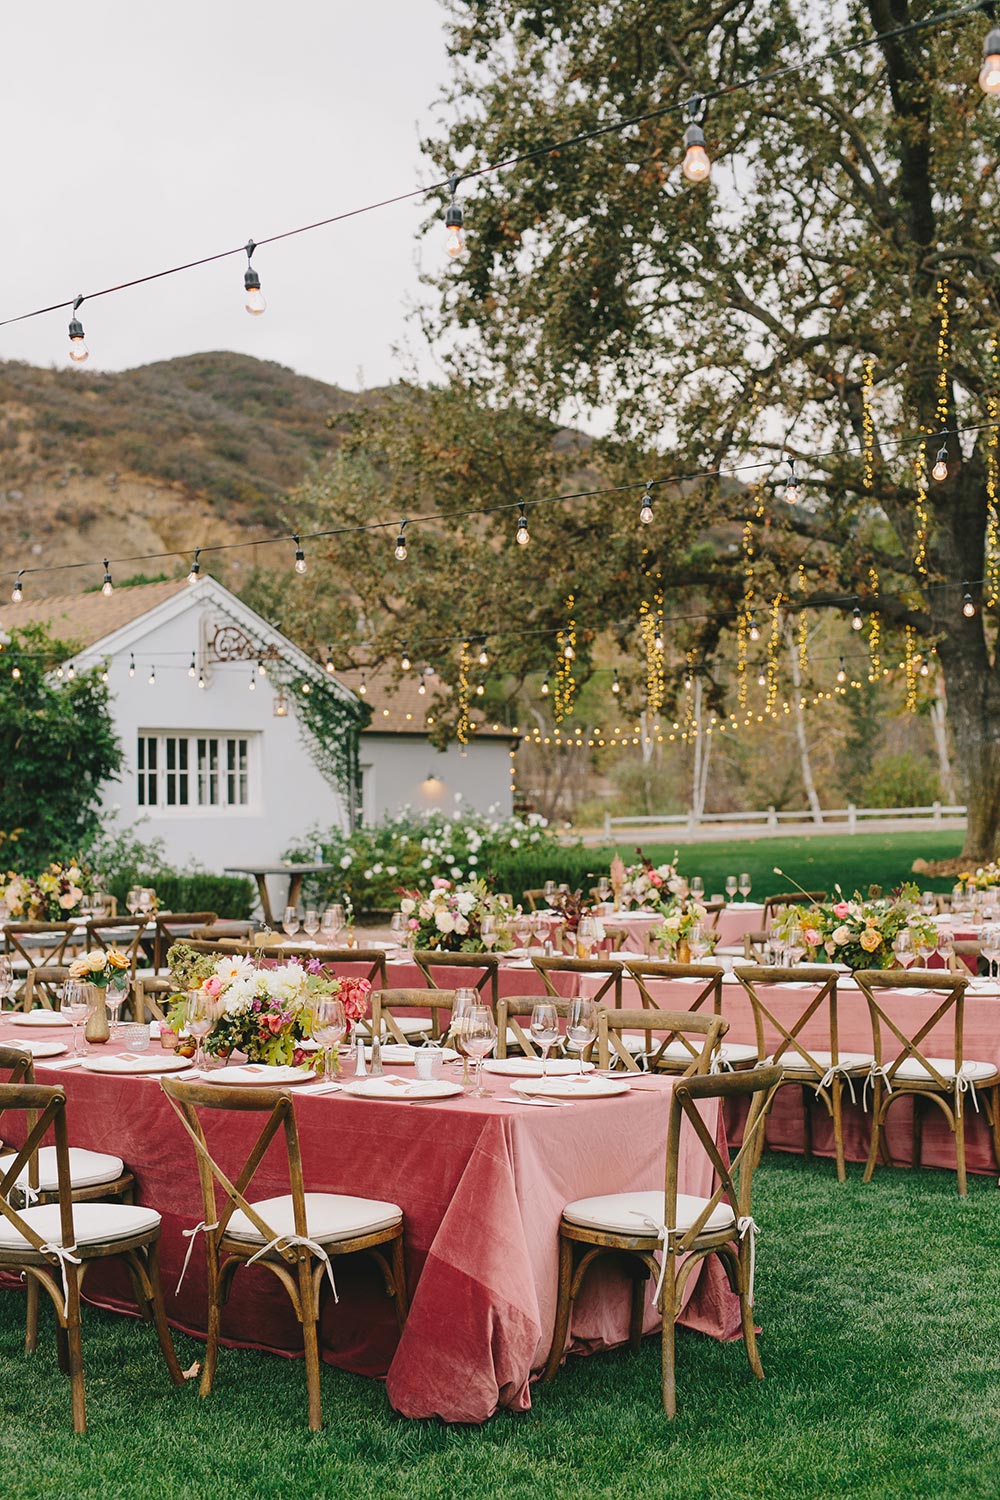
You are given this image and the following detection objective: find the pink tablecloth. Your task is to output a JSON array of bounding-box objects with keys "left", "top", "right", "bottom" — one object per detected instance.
[
  {"left": 714, "top": 905, "right": 766, "bottom": 946},
  {"left": 2, "top": 1023, "right": 740, "bottom": 1423}
]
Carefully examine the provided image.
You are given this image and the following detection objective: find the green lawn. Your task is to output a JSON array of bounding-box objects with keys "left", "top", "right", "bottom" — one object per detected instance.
[{"left": 3, "top": 1155, "right": 999, "bottom": 1500}]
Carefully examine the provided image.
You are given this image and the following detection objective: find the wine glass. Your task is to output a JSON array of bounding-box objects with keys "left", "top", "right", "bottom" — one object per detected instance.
[
  {"left": 530, "top": 911, "right": 547, "bottom": 950},
  {"left": 139, "top": 887, "right": 156, "bottom": 916},
  {"left": 936, "top": 927, "right": 955, "bottom": 971},
  {"left": 566, "top": 997, "right": 597, "bottom": 1075},
  {"left": 0, "top": 955, "right": 13, "bottom": 1009},
  {"left": 725, "top": 875, "right": 738, "bottom": 901},
  {"left": 389, "top": 911, "right": 406, "bottom": 948},
  {"left": 480, "top": 914, "right": 498, "bottom": 953},
  {"left": 691, "top": 877, "right": 705, "bottom": 901},
  {"left": 185, "top": 989, "right": 215, "bottom": 1071},
  {"left": 530, "top": 1002, "right": 561, "bottom": 1077},
  {"left": 543, "top": 880, "right": 557, "bottom": 907},
  {"left": 106, "top": 976, "right": 130, "bottom": 1038},
  {"left": 282, "top": 905, "right": 301, "bottom": 939},
  {"left": 303, "top": 908, "right": 320, "bottom": 940},
  {"left": 688, "top": 923, "right": 709, "bottom": 962},
  {"left": 462, "top": 1003, "right": 497, "bottom": 1098},
  {"left": 449, "top": 988, "right": 478, "bottom": 1087},
  {"left": 312, "top": 997, "right": 346, "bottom": 1079},
  {"left": 321, "top": 905, "right": 345, "bottom": 943},
  {"left": 60, "top": 981, "right": 91, "bottom": 1057},
  {"left": 738, "top": 873, "right": 752, "bottom": 901},
  {"left": 512, "top": 911, "right": 532, "bottom": 951},
  {"left": 577, "top": 914, "right": 597, "bottom": 958},
  {"left": 981, "top": 923, "right": 1000, "bottom": 981},
  {"left": 126, "top": 886, "right": 142, "bottom": 918},
  {"left": 920, "top": 891, "right": 936, "bottom": 918},
  {"left": 893, "top": 929, "right": 914, "bottom": 969},
  {"left": 596, "top": 877, "right": 611, "bottom": 903}
]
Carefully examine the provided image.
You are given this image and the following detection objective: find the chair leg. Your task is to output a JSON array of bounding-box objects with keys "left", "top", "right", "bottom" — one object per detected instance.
[
  {"left": 628, "top": 1264, "right": 648, "bottom": 1353},
  {"left": 955, "top": 1098, "right": 968, "bottom": 1197},
  {"left": 831, "top": 1076, "right": 847, "bottom": 1184},
  {"left": 862, "top": 1083, "right": 882, "bottom": 1183},
  {"left": 659, "top": 1253, "right": 678, "bottom": 1420},
  {"left": 801, "top": 1083, "right": 813, "bottom": 1160},
  {"left": 65, "top": 1273, "right": 87, "bottom": 1436},
  {"left": 144, "top": 1242, "right": 185, "bottom": 1386},
  {"left": 912, "top": 1095, "right": 923, "bottom": 1170},
  {"left": 542, "top": 1234, "right": 575, "bottom": 1382},
  {"left": 200, "top": 1259, "right": 222, "bottom": 1399},
  {"left": 739, "top": 1243, "right": 764, "bottom": 1381},
  {"left": 298, "top": 1258, "right": 323, "bottom": 1431},
  {"left": 389, "top": 1234, "right": 408, "bottom": 1330},
  {"left": 25, "top": 1274, "right": 39, "bottom": 1355}
]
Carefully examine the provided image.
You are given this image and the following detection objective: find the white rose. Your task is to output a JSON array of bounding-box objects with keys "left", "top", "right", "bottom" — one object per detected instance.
[
  {"left": 456, "top": 892, "right": 477, "bottom": 915},
  {"left": 421, "top": 858, "right": 432, "bottom": 870},
  {"left": 831, "top": 924, "right": 851, "bottom": 946},
  {"left": 400, "top": 898, "right": 416, "bottom": 916},
  {"left": 372, "top": 863, "right": 383, "bottom": 875},
  {"left": 339, "top": 855, "right": 352, "bottom": 869},
  {"left": 436, "top": 911, "right": 455, "bottom": 934},
  {"left": 453, "top": 915, "right": 469, "bottom": 935},
  {"left": 451, "top": 867, "right": 463, "bottom": 880}
]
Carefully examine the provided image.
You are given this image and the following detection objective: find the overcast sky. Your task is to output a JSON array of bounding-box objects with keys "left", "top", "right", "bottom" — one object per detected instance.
[{"left": 1, "top": 1, "right": 453, "bottom": 391}]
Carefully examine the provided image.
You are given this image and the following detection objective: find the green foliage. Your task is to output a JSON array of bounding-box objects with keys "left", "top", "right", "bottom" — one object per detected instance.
[
  {"left": 83, "top": 823, "right": 255, "bottom": 919},
  {"left": 0, "top": 625, "right": 122, "bottom": 867},
  {"left": 860, "top": 753, "right": 942, "bottom": 810}
]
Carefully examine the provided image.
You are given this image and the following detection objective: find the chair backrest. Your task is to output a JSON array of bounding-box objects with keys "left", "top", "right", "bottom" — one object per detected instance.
[
  {"left": 763, "top": 892, "right": 827, "bottom": 923},
  {"left": 84, "top": 916, "right": 150, "bottom": 978},
  {"left": 742, "top": 930, "right": 769, "bottom": 961},
  {"left": 701, "top": 900, "right": 725, "bottom": 931},
  {"left": 529, "top": 954, "right": 624, "bottom": 1007},
  {"left": 178, "top": 940, "right": 388, "bottom": 988},
  {"left": 0, "top": 1080, "right": 75, "bottom": 1256},
  {"left": 21, "top": 965, "right": 71, "bottom": 1011},
  {"left": 621, "top": 961, "right": 726, "bottom": 1018},
  {"left": 664, "top": 1065, "right": 784, "bottom": 1248},
  {"left": 160, "top": 1078, "right": 311, "bottom": 1265},
  {"left": 522, "top": 889, "right": 546, "bottom": 912},
  {"left": 853, "top": 968, "right": 970, "bottom": 1089},
  {"left": 371, "top": 988, "right": 456, "bottom": 1044},
  {"left": 497, "top": 995, "right": 595, "bottom": 1058},
  {"left": 601, "top": 924, "right": 631, "bottom": 953},
  {"left": 413, "top": 950, "right": 500, "bottom": 1007},
  {"left": 3, "top": 921, "right": 79, "bottom": 970},
  {"left": 153, "top": 913, "right": 218, "bottom": 971},
  {"left": 948, "top": 940, "right": 982, "bottom": 975},
  {"left": 731, "top": 964, "right": 840, "bottom": 1076},
  {"left": 598, "top": 1007, "right": 729, "bottom": 1075}
]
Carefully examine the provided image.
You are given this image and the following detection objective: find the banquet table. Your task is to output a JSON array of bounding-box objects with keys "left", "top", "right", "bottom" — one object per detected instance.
[
  {"left": 713, "top": 903, "right": 766, "bottom": 948},
  {"left": 0, "top": 1020, "right": 741, "bottom": 1423}
]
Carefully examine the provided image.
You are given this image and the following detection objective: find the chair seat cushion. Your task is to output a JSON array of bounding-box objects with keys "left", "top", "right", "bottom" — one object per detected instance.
[
  {"left": 0, "top": 1201, "right": 160, "bottom": 1251},
  {"left": 890, "top": 1056, "right": 998, "bottom": 1085},
  {"left": 563, "top": 1189, "right": 735, "bottom": 1238},
  {"left": 618, "top": 1036, "right": 758, "bottom": 1067},
  {"left": 0, "top": 1146, "right": 126, "bottom": 1191},
  {"left": 359, "top": 1016, "right": 429, "bottom": 1040},
  {"left": 765, "top": 1050, "right": 873, "bottom": 1074},
  {"left": 226, "top": 1192, "right": 402, "bottom": 1246}
]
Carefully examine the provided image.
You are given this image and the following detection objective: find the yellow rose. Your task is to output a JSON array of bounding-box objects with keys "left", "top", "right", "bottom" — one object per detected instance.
[
  {"left": 859, "top": 929, "right": 882, "bottom": 952},
  {"left": 86, "top": 950, "right": 107, "bottom": 973},
  {"left": 106, "top": 949, "right": 130, "bottom": 970},
  {"left": 68, "top": 956, "right": 91, "bottom": 979}
]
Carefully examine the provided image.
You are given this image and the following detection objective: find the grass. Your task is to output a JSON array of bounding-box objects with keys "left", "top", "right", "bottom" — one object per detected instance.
[{"left": 2, "top": 1155, "right": 999, "bottom": 1500}]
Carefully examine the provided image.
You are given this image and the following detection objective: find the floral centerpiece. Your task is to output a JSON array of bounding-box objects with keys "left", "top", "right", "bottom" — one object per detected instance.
[
  {"left": 791, "top": 884, "right": 937, "bottom": 971},
  {"left": 165, "top": 944, "right": 348, "bottom": 1066},
  {"left": 400, "top": 877, "right": 515, "bottom": 953},
  {"left": 958, "top": 864, "right": 1000, "bottom": 892},
  {"left": 0, "top": 861, "right": 90, "bottom": 920},
  {"left": 68, "top": 947, "right": 131, "bottom": 992},
  {"left": 612, "top": 850, "right": 684, "bottom": 910},
  {"left": 651, "top": 899, "right": 714, "bottom": 959}
]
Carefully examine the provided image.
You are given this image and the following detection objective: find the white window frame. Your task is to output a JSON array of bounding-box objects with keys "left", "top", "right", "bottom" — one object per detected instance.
[{"left": 136, "top": 731, "right": 258, "bottom": 814}]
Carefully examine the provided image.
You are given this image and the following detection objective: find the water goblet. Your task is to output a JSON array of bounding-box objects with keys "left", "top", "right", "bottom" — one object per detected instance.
[
  {"left": 60, "top": 981, "right": 91, "bottom": 1057},
  {"left": 126, "top": 886, "right": 142, "bottom": 917},
  {"left": 725, "top": 875, "right": 738, "bottom": 901},
  {"left": 106, "top": 977, "right": 129, "bottom": 1038},
  {"left": 738, "top": 873, "right": 752, "bottom": 901},
  {"left": 312, "top": 997, "right": 347, "bottom": 1079},
  {"left": 321, "top": 904, "right": 345, "bottom": 943},
  {"left": 530, "top": 1002, "right": 561, "bottom": 1078},
  {"left": 543, "top": 880, "right": 557, "bottom": 907},
  {"left": 691, "top": 877, "right": 705, "bottom": 901},
  {"left": 596, "top": 877, "right": 611, "bottom": 903},
  {"left": 566, "top": 997, "right": 597, "bottom": 1075},
  {"left": 462, "top": 1003, "right": 497, "bottom": 1098},
  {"left": 892, "top": 929, "right": 914, "bottom": 969},
  {"left": 449, "top": 988, "right": 478, "bottom": 1087},
  {"left": 303, "top": 908, "right": 320, "bottom": 940},
  {"left": 185, "top": 989, "right": 216, "bottom": 1071},
  {"left": 282, "top": 905, "right": 301, "bottom": 938},
  {"left": 512, "top": 911, "right": 532, "bottom": 950},
  {"left": 480, "top": 914, "right": 498, "bottom": 953},
  {"left": 577, "top": 914, "right": 598, "bottom": 958}
]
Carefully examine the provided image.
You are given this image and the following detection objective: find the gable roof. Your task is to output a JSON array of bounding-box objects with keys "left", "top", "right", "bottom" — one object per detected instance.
[
  {"left": 1, "top": 578, "right": 189, "bottom": 647},
  {"left": 334, "top": 662, "right": 516, "bottom": 740}
]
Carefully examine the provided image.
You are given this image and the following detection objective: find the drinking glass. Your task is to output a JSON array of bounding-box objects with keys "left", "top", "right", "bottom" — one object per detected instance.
[
  {"left": 936, "top": 928, "right": 955, "bottom": 970},
  {"left": 139, "top": 888, "right": 156, "bottom": 915},
  {"left": 530, "top": 1002, "right": 561, "bottom": 1077},
  {"left": 596, "top": 877, "right": 611, "bottom": 903},
  {"left": 530, "top": 911, "right": 547, "bottom": 950},
  {"left": 513, "top": 911, "right": 532, "bottom": 950},
  {"left": 480, "top": 915, "right": 498, "bottom": 952},
  {"left": 462, "top": 1003, "right": 497, "bottom": 1097},
  {"left": 321, "top": 904, "right": 345, "bottom": 943},
  {"left": 981, "top": 923, "right": 1000, "bottom": 980},
  {"left": 303, "top": 908, "right": 320, "bottom": 940},
  {"left": 725, "top": 875, "right": 738, "bottom": 901},
  {"left": 449, "top": 988, "right": 478, "bottom": 1087},
  {"left": 691, "top": 877, "right": 705, "bottom": 901},
  {"left": 126, "top": 886, "right": 142, "bottom": 917},
  {"left": 543, "top": 880, "right": 557, "bottom": 907},
  {"left": 738, "top": 873, "right": 752, "bottom": 901},
  {"left": 920, "top": 891, "right": 936, "bottom": 918},
  {"left": 106, "top": 978, "right": 129, "bottom": 1038},
  {"left": 185, "top": 989, "right": 215, "bottom": 1071},
  {"left": 577, "top": 914, "right": 597, "bottom": 958},
  {"left": 688, "top": 923, "right": 709, "bottom": 962},
  {"left": 282, "top": 905, "right": 301, "bottom": 938},
  {"left": 566, "top": 997, "right": 597, "bottom": 1075},
  {"left": 60, "top": 981, "right": 91, "bottom": 1056},
  {"left": 312, "top": 997, "right": 347, "bottom": 1079},
  {"left": 121, "top": 1023, "right": 150, "bottom": 1054},
  {"left": 389, "top": 911, "right": 407, "bottom": 947},
  {"left": 0, "top": 955, "right": 13, "bottom": 1008},
  {"left": 892, "top": 930, "right": 914, "bottom": 969}
]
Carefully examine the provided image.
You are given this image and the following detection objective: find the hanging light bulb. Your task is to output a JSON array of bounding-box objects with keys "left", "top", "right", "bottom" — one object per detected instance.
[
  {"left": 293, "top": 535, "right": 307, "bottom": 574},
  {"left": 301, "top": 680, "right": 311, "bottom": 695},
  {"left": 932, "top": 440, "right": 949, "bottom": 482},
  {"left": 962, "top": 585, "right": 976, "bottom": 618},
  {"left": 444, "top": 174, "right": 465, "bottom": 258},
  {"left": 401, "top": 643, "right": 411, "bottom": 671},
  {"left": 243, "top": 240, "right": 266, "bottom": 315},
  {"left": 516, "top": 502, "right": 530, "bottom": 545},
  {"left": 654, "top": 623, "right": 664, "bottom": 652},
  {"left": 274, "top": 690, "right": 289, "bottom": 718},
  {"left": 11, "top": 571, "right": 23, "bottom": 604},
  {"left": 478, "top": 641, "right": 489, "bottom": 666},
  {"left": 324, "top": 646, "right": 335, "bottom": 674},
  {"left": 101, "top": 559, "right": 113, "bottom": 597},
  {"left": 541, "top": 675, "right": 550, "bottom": 696},
  {"left": 187, "top": 549, "right": 201, "bottom": 585},
  {"left": 475, "top": 679, "right": 485, "bottom": 697},
  {"left": 852, "top": 605, "right": 863, "bottom": 630},
  {"left": 919, "top": 655, "right": 930, "bottom": 677},
  {"left": 148, "top": 665, "right": 156, "bottom": 686},
  {"left": 684, "top": 667, "right": 694, "bottom": 690},
  {"left": 748, "top": 611, "right": 760, "bottom": 642},
  {"left": 358, "top": 672, "right": 368, "bottom": 696},
  {"left": 197, "top": 670, "right": 207, "bottom": 690},
  {"left": 188, "top": 652, "right": 197, "bottom": 679},
  {"left": 681, "top": 98, "right": 710, "bottom": 183},
  {"left": 257, "top": 658, "right": 267, "bottom": 677},
  {"left": 56, "top": 664, "right": 64, "bottom": 680},
  {"left": 66, "top": 662, "right": 76, "bottom": 681},
  {"left": 563, "top": 642, "right": 575, "bottom": 661},
  {"left": 68, "top": 295, "right": 89, "bottom": 363},
  {"left": 11, "top": 662, "right": 21, "bottom": 681},
  {"left": 249, "top": 672, "right": 257, "bottom": 692},
  {"left": 128, "top": 653, "right": 135, "bottom": 679},
  {"left": 981, "top": 27, "right": 1000, "bottom": 93},
  {"left": 785, "top": 458, "right": 803, "bottom": 505},
  {"left": 611, "top": 673, "right": 621, "bottom": 695},
  {"left": 757, "top": 664, "right": 766, "bottom": 687},
  {"left": 394, "top": 520, "right": 408, "bottom": 561},
  {"left": 837, "top": 657, "right": 847, "bottom": 684},
  {"left": 639, "top": 483, "right": 654, "bottom": 525},
  {"left": 417, "top": 675, "right": 426, "bottom": 695}
]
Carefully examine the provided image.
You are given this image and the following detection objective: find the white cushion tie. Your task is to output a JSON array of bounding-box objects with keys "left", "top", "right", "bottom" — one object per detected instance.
[
  {"left": 40, "top": 1241, "right": 82, "bottom": 1320},
  {"left": 954, "top": 1071, "right": 980, "bottom": 1117},
  {"left": 864, "top": 1062, "right": 894, "bottom": 1110},
  {"left": 245, "top": 1234, "right": 339, "bottom": 1303},
  {"left": 175, "top": 1220, "right": 219, "bottom": 1295},
  {"left": 815, "top": 1062, "right": 859, "bottom": 1105},
  {"left": 628, "top": 1210, "right": 673, "bottom": 1305},
  {"left": 737, "top": 1215, "right": 760, "bottom": 1307}
]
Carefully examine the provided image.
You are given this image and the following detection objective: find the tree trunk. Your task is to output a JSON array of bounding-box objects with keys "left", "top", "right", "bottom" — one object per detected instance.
[
  {"left": 930, "top": 683, "right": 957, "bottom": 805},
  {"left": 936, "top": 638, "right": 1000, "bottom": 862},
  {"left": 785, "top": 626, "right": 823, "bottom": 824}
]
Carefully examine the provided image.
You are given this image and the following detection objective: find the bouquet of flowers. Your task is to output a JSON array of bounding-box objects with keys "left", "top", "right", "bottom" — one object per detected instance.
[
  {"left": 399, "top": 877, "right": 515, "bottom": 953},
  {"left": 0, "top": 861, "right": 90, "bottom": 920},
  {"left": 165, "top": 946, "right": 345, "bottom": 1066},
  {"left": 958, "top": 864, "right": 1000, "bottom": 891},
  {"left": 651, "top": 899, "right": 715, "bottom": 958},
  {"left": 68, "top": 947, "right": 131, "bottom": 992},
  {"left": 795, "top": 884, "right": 937, "bottom": 971},
  {"left": 614, "top": 850, "right": 684, "bottom": 910}
]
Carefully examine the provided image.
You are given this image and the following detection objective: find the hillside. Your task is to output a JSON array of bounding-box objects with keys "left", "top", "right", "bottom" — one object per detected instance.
[{"left": 0, "top": 352, "right": 375, "bottom": 596}]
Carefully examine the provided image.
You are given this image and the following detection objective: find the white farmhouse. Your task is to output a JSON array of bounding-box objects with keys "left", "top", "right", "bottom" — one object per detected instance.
[{"left": 4, "top": 577, "right": 515, "bottom": 870}]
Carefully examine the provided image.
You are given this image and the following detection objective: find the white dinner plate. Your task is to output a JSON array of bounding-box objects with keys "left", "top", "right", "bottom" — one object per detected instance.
[
  {"left": 201, "top": 1064, "right": 316, "bottom": 1087},
  {"left": 9, "top": 1039, "right": 67, "bottom": 1059},
  {"left": 341, "top": 1076, "right": 463, "bottom": 1101},
  {"left": 9, "top": 1011, "right": 72, "bottom": 1028},
  {"left": 515, "top": 1075, "right": 631, "bottom": 1099},
  {"left": 361, "top": 1043, "right": 460, "bottom": 1064},
  {"left": 81, "top": 1054, "right": 194, "bottom": 1075},
  {"left": 484, "top": 1057, "right": 595, "bottom": 1077}
]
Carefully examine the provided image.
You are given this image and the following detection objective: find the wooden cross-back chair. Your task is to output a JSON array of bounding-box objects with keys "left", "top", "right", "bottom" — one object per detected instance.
[
  {"left": 598, "top": 1008, "right": 728, "bottom": 1075},
  {"left": 496, "top": 996, "right": 596, "bottom": 1060},
  {"left": 702, "top": 899, "right": 725, "bottom": 931},
  {"left": 413, "top": 950, "right": 500, "bottom": 1009},
  {"left": 853, "top": 968, "right": 1000, "bottom": 1195},
  {"left": 947, "top": 940, "right": 983, "bottom": 976},
  {"left": 4, "top": 923, "right": 79, "bottom": 1009},
  {"left": 369, "top": 988, "right": 455, "bottom": 1045},
  {"left": 21, "top": 965, "right": 72, "bottom": 1012},
  {"left": 732, "top": 964, "right": 869, "bottom": 1183},
  {"left": 521, "top": 889, "right": 547, "bottom": 912},
  {"left": 152, "top": 912, "right": 218, "bottom": 972},
  {"left": 203, "top": 939, "right": 389, "bottom": 988},
  {"left": 762, "top": 892, "right": 827, "bottom": 925},
  {"left": 542, "top": 1063, "right": 784, "bottom": 1417},
  {"left": 529, "top": 954, "right": 624, "bottom": 1009},
  {"left": 620, "top": 961, "right": 758, "bottom": 1074},
  {"left": 159, "top": 1077, "right": 407, "bottom": 1430},
  {"left": 600, "top": 924, "right": 633, "bottom": 954},
  {"left": 742, "top": 930, "right": 771, "bottom": 961},
  {"left": 0, "top": 1080, "right": 183, "bottom": 1433},
  {"left": 83, "top": 916, "right": 150, "bottom": 981}
]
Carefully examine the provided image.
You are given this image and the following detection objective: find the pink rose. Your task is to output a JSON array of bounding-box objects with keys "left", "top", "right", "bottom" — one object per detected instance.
[
  {"left": 431, "top": 877, "right": 451, "bottom": 890},
  {"left": 407, "top": 917, "right": 419, "bottom": 929},
  {"left": 803, "top": 928, "right": 822, "bottom": 948},
  {"left": 204, "top": 975, "right": 224, "bottom": 997},
  {"left": 648, "top": 871, "right": 663, "bottom": 887},
  {"left": 832, "top": 902, "right": 850, "bottom": 919}
]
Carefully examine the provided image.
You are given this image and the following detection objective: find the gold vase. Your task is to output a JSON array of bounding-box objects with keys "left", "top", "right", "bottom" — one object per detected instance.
[
  {"left": 676, "top": 938, "right": 691, "bottom": 965},
  {"left": 84, "top": 985, "right": 110, "bottom": 1044}
]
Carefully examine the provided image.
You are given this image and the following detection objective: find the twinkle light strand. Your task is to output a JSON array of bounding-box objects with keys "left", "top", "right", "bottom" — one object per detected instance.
[
  {"left": 988, "top": 337, "right": 1000, "bottom": 607},
  {"left": 867, "top": 565, "right": 881, "bottom": 681},
  {"left": 640, "top": 588, "right": 665, "bottom": 716},
  {"left": 904, "top": 624, "right": 919, "bottom": 711},
  {"left": 862, "top": 356, "right": 876, "bottom": 490},
  {"left": 765, "top": 595, "right": 782, "bottom": 715},
  {"left": 554, "top": 595, "right": 577, "bottom": 725},
  {"left": 796, "top": 564, "right": 809, "bottom": 673},
  {"left": 456, "top": 640, "right": 472, "bottom": 744}
]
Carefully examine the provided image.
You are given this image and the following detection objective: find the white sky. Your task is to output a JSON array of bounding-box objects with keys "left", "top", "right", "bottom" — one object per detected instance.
[{"left": 0, "top": 0, "right": 453, "bottom": 390}]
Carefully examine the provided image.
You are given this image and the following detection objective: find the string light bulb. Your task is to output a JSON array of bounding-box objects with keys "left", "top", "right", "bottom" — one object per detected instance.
[
  {"left": 401, "top": 642, "right": 411, "bottom": 671},
  {"left": 541, "top": 675, "right": 550, "bottom": 696},
  {"left": 243, "top": 240, "right": 266, "bottom": 315},
  {"left": 444, "top": 175, "right": 465, "bottom": 257},
  {"left": 257, "top": 658, "right": 267, "bottom": 677},
  {"left": 301, "top": 681, "right": 311, "bottom": 694},
  {"left": 611, "top": 673, "right": 621, "bottom": 695},
  {"left": 394, "top": 520, "right": 408, "bottom": 561},
  {"left": 128, "top": 653, "right": 135, "bottom": 679},
  {"left": 748, "top": 611, "right": 760, "bottom": 642},
  {"left": 478, "top": 641, "right": 489, "bottom": 666},
  {"left": 66, "top": 662, "right": 76, "bottom": 681},
  {"left": 852, "top": 605, "right": 863, "bottom": 630},
  {"left": 188, "top": 652, "right": 197, "bottom": 679},
  {"left": 919, "top": 655, "right": 930, "bottom": 677},
  {"left": 475, "top": 679, "right": 485, "bottom": 697},
  {"left": 563, "top": 641, "right": 575, "bottom": 661},
  {"left": 681, "top": 98, "right": 710, "bottom": 183},
  {"left": 757, "top": 664, "right": 766, "bottom": 687},
  {"left": 417, "top": 674, "right": 426, "bottom": 695},
  {"left": 249, "top": 672, "right": 256, "bottom": 692},
  {"left": 785, "top": 458, "right": 803, "bottom": 504},
  {"left": 56, "top": 664, "right": 64, "bottom": 680},
  {"left": 187, "top": 549, "right": 201, "bottom": 584},
  {"left": 11, "top": 571, "right": 23, "bottom": 604},
  {"left": 324, "top": 646, "right": 335, "bottom": 674},
  {"left": 148, "top": 665, "right": 156, "bottom": 686},
  {"left": 981, "top": 27, "right": 1000, "bottom": 93},
  {"left": 837, "top": 657, "right": 847, "bottom": 684},
  {"left": 68, "top": 295, "right": 88, "bottom": 363},
  {"left": 11, "top": 662, "right": 21, "bottom": 681},
  {"left": 932, "top": 440, "right": 949, "bottom": 482},
  {"left": 962, "top": 585, "right": 976, "bottom": 618},
  {"left": 654, "top": 624, "right": 664, "bottom": 652},
  {"left": 101, "top": 559, "right": 113, "bottom": 597},
  {"left": 516, "top": 502, "right": 529, "bottom": 546},
  {"left": 639, "top": 483, "right": 654, "bottom": 524},
  {"left": 293, "top": 535, "right": 307, "bottom": 574},
  {"left": 358, "top": 672, "right": 367, "bottom": 696},
  {"left": 197, "top": 670, "right": 206, "bottom": 690}
]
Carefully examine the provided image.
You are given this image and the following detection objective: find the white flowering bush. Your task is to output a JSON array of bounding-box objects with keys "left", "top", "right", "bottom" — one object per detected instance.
[{"left": 285, "top": 803, "right": 565, "bottom": 911}]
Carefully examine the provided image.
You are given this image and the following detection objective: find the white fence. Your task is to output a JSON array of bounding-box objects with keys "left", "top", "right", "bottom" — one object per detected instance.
[{"left": 602, "top": 803, "right": 968, "bottom": 837}]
